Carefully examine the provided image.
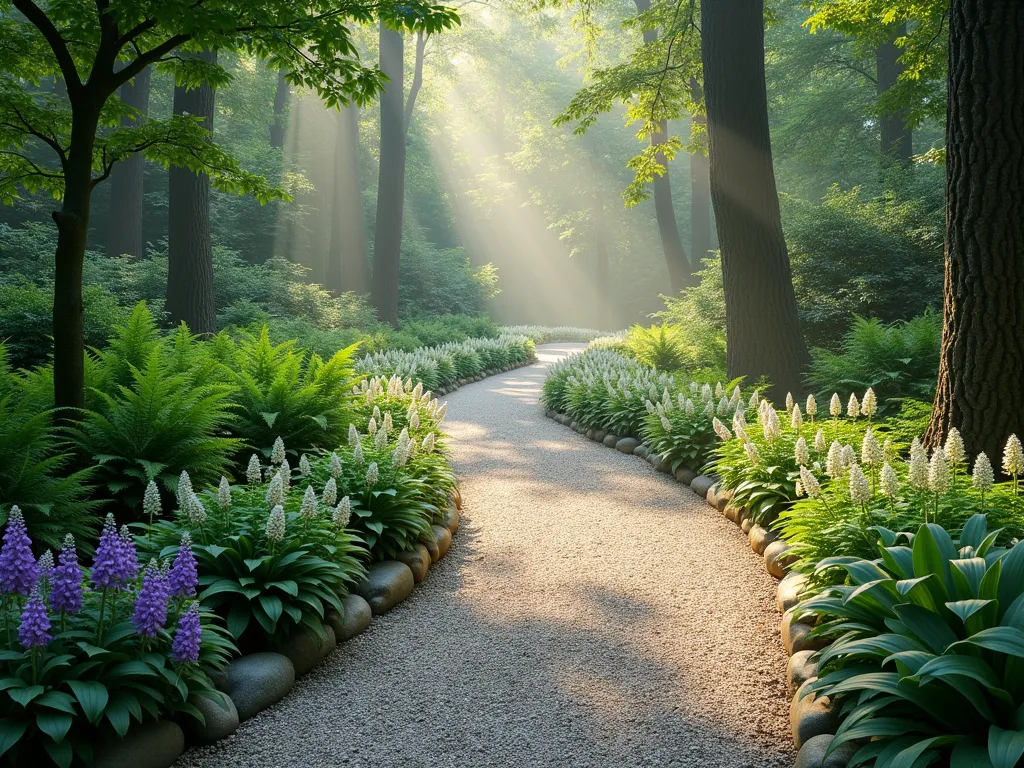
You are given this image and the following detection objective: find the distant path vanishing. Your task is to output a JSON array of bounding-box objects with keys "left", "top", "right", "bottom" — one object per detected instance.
[{"left": 178, "top": 343, "right": 794, "bottom": 768}]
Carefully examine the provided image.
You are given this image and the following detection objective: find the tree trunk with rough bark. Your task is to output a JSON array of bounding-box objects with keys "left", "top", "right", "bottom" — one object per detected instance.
[
  {"left": 166, "top": 50, "right": 218, "bottom": 335},
  {"left": 328, "top": 105, "right": 369, "bottom": 295},
  {"left": 689, "top": 78, "right": 712, "bottom": 268},
  {"left": 701, "top": 0, "right": 809, "bottom": 401},
  {"left": 876, "top": 24, "right": 913, "bottom": 167},
  {"left": 106, "top": 67, "right": 151, "bottom": 259},
  {"left": 925, "top": 0, "right": 1024, "bottom": 466},
  {"left": 270, "top": 70, "right": 290, "bottom": 149},
  {"left": 371, "top": 24, "right": 406, "bottom": 325}
]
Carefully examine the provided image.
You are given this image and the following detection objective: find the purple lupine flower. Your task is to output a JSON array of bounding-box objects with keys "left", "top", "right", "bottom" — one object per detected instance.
[
  {"left": 92, "top": 514, "right": 125, "bottom": 590},
  {"left": 171, "top": 602, "right": 202, "bottom": 663},
  {"left": 168, "top": 533, "right": 197, "bottom": 598},
  {"left": 18, "top": 592, "right": 52, "bottom": 649},
  {"left": 0, "top": 507, "right": 38, "bottom": 597},
  {"left": 119, "top": 525, "right": 139, "bottom": 582},
  {"left": 51, "top": 534, "right": 83, "bottom": 615},
  {"left": 131, "top": 561, "right": 169, "bottom": 639}
]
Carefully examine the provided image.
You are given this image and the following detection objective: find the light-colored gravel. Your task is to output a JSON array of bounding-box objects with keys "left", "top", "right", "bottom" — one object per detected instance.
[{"left": 177, "top": 343, "right": 794, "bottom": 768}]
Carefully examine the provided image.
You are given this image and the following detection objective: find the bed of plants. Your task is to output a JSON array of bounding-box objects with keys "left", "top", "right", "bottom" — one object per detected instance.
[{"left": 498, "top": 325, "right": 605, "bottom": 344}]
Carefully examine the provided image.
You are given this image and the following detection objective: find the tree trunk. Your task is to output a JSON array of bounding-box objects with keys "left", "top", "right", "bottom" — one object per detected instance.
[
  {"left": 924, "top": 0, "right": 1024, "bottom": 465},
  {"left": 106, "top": 67, "right": 151, "bottom": 259},
  {"left": 701, "top": 0, "right": 809, "bottom": 401},
  {"left": 328, "top": 105, "right": 370, "bottom": 295},
  {"left": 633, "top": 0, "right": 694, "bottom": 294},
  {"left": 166, "top": 49, "right": 218, "bottom": 335},
  {"left": 689, "top": 77, "right": 712, "bottom": 267},
  {"left": 52, "top": 104, "right": 101, "bottom": 412},
  {"left": 269, "top": 70, "right": 290, "bottom": 149},
  {"left": 876, "top": 24, "right": 913, "bottom": 167},
  {"left": 371, "top": 24, "right": 406, "bottom": 326},
  {"left": 404, "top": 31, "right": 426, "bottom": 137}
]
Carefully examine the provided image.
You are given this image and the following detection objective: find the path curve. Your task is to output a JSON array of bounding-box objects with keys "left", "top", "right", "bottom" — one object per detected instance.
[{"left": 179, "top": 343, "right": 794, "bottom": 768}]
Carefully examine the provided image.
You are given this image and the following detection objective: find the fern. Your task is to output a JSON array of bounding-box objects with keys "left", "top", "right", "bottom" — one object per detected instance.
[{"left": 627, "top": 323, "right": 691, "bottom": 371}]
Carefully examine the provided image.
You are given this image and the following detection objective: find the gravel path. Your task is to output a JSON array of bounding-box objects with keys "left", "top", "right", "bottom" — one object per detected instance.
[{"left": 178, "top": 343, "right": 794, "bottom": 768}]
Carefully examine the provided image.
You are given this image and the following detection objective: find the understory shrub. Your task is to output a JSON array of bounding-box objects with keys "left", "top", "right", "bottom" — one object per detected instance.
[
  {"left": 500, "top": 326, "right": 605, "bottom": 344},
  {"left": 627, "top": 324, "right": 691, "bottom": 371}
]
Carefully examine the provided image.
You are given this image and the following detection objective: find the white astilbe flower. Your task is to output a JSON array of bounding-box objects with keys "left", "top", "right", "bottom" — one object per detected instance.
[
  {"left": 842, "top": 444, "right": 857, "bottom": 470},
  {"left": 422, "top": 432, "right": 436, "bottom": 454},
  {"left": 246, "top": 454, "right": 262, "bottom": 484},
  {"left": 410, "top": 411, "right": 421, "bottom": 431},
  {"left": 973, "top": 453, "right": 995, "bottom": 493},
  {"left": 849, "top": 463, "right": 871, "bottom": 504},
  {"left": 186, "top": 492, "right": 207, "bottom": 526},
  {"left": 703, "top": 400, "right": 714, "bottom": 417},
  {"left": 645, "top": 400, "right": 656, "bottom": 415},
  {"left": 332, "top": 497, "right": 351, "bottom": 529},
  {"left": 323, "top": 477, "right": 338, "bottom": 507},
  {"left": 436, "top": 403, "right": 448, "bottom": 422},
  {"left": 408, "top": 437, "right": 419, "bottom": 460},
  {"left": 791, "top": 405, "right": 803, "bottom": 432},
  {"left": 929, "top": 447, "right": 950, "bottom": 494},
  {"left": 748, "top": 390, "right": 761, "bottom": 411},
  {"left": 266, "top": 505, "right": 286, "bottom": 542},
  {"left": 217, "top": 476, "right": 231, "bottom": 509},
  {"left": 348, "top": 424, "right": 359, "bottom": 446},
  {"left": 373, "top": 405, "right": 382, "bottom": 422},
  {"left": 1004, "top": 435, "right": 1024, "bottom": 477},
  {"left": 795, "top": 481, "right": 804, "bottom": 498},
  {"left": 761, "top": 407, "right": 782, "bottom": 443},
  {"left": 279, "top": 459, "right": 291, "bottom": 494},
  {"left": 945, "top": 428, "right": 966, "bottom": 466},
  {"left": 299, "top": 455, "right": 311, "bottom": 477},
  {"left": 847, "top": 393, "right": 860, "bottom": 420},
  {"left": 364, "top": 388, "right": 375, "bottom": 406},
  {"left": 909, "top": 438, "right": 930, "bottom": 490},
  {"left": 685, "top": 399, "right": 695, "bottom": 416},
  {"left": 712, "top": 418, "right": 732, "bottom": 441},
  {"left": 690, "top": 381, "right": 699, "bottom": 394},
  {"left": 734, "top": 396, "right": 746, "bottom": 413},
  {"left": 367, "top": 417, "right": 378, "bottom": 436},
  {"left": 744, "top": 441, "right": 761, "bottom": 466},
  {"left": 880, "top": 462, "right": 900, "bottom": 498},
  {"left": 861, "top": 428, "right": 883, "bottom": 467},
  {"left": 366, "top": 462, "right": 379, "bottom": 487},
  {"left": 785, "top": 392, "right": 794, "bottom": 413},
  {"left": 677, "top": 393, "right": 687, "bottom": 410},
  {"left": 412, "top": 382, "right": 423, "bottom": 399},
  {"left": 701, "top": 383, "right": 713, "bottom": 402},
  {"left": 805, "top": 395, "right": 817, "bottom": 418},
  {"left": 861, "top": 388, "right": 877, "bottom": 418},
  {"left": 829, "top": 393, "right": 842, "bottom": 417},
  {"left": 794, "top": 436, "right": 810, "bottom": 466},
  {"left": 717, "top": 396, "right": 730, "bottom": 416},
  {"left": 734, "top": 423, "right": 749, "bottom": 442},
  {"left": 663, "top": 389, "right": 673, "bottom": 409},
  {"left": 383, "top": 412, "right": 393, "bottom": 432},
  {"left": 799, "top": 465, "right": 821, "bottom": 498},
  {"left": 715, "top": 382, "right": 724, "bottom": 399},
  {"left": 374, "top": 427, "right": 389, "bottom": 450},
  {"left": 143, "top": 481, "right": 161, "bottom": 521},
  {"left": 177, "top": 470, "right": 193, "bottom": 507},
  {"left": 826, "top": 441, "right": 845, "bottom": 479},
  {"left": 271, "top": 437, "right": 286, "bottom": 465},
  {"left": 265, "top": 473, "right": 284, "bottom": 508},
  {"left": 814, "top": 429, "right": 827, "bottom": 454},
  {"left": 329, "top": 452, "right": 343, "bottom": 479},
  {"left": 733, "top": 410, "right": 748, "bottom": 431},
  {"left": 660, "top": 416, "right": 672, "bottom": 433},
  {"left": 301, "top": 485, "right": 318, "bottom": 518},
  {"left": 729, "top": 387, "right": 741, "bottom": 409},
  {"left": 883, "top": 439, "right": 894, "bottom": 461}
]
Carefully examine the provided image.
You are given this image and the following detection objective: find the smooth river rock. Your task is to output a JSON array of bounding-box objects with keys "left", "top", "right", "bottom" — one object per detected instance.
[
  {"left": 615, "top": 437, "right": 641, "bottom": 454},
  {"left": 279, "top": 623, "right": 337, "bottom": 677},
  {"left": 674, "top": 467, "right": 697, "bottom": 485},
  {"left": 602, "top": 434, "right": 620, "bottom": 448},
  {"left": 182, "top": 691, "right": 239, "bottom": 746},
  {"left": 353, "top": 561, "right": 415, "bottom": 615},
  {"left": 395, "top": 543, "right": 431, "bottom": 582},
  {"left": 95, "top": 720, "right": 185, "bottom": 768},
  {"left": 326, "top": 593, "right": 372, "bottom": 642},
  {"left": 788, "top": 650, "right": 819, "bottom": 695},
  {"left": 749, "top": 524, "right": 778, "bottom": 556},
  {"left": 440, "top": 503, "right": 460, "bottom": 534},
  {"left": 777, "top": 572, "right": 809, "bottom": 612},
  {"left": 794, "top": 734, "right": 859, "bottom": 768},
  {"left": 219, "top": 652, "right": 295, "bottom": 722},
  {"left": 790, "top": 680, "right": 838, "bottom": 749},
  {"left": 689, "top": 474, "right": 717, "bottom": 499},
  {"left": 431, "top": 524, "right": 453, "bottom": 562},
  {"left": 765, "top": 540, "right": 797, "bottom": 579},
  {"left": 633, "top": 444, "right": 649, "bottom": 459}
]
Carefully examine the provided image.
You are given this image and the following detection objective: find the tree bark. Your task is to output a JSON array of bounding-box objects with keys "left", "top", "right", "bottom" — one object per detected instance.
[
  {"left": 269, "top": 70, "right": 290, "bottom": 149},
  {"left": 328, "top": 105, "right": 370, "bottom": 295},
  {"left": 701, "top": 0, "right": 809, "bottom": 401},
  {"left": 106, "top": 66, "right": 151, "bottom": 259},
  {"left": 924, "top": 0, "right": 1024, "bottom": 465},
  {"left": 166, "top": 49, "right": 218, "bottom": 335},
  {"left": 633, "top": 0, "right": 694, "bottom": 294},
  {"left": 876, "top": 24, "right": 913, "bottom": 167},
  {"left": 371, "top": 24, "right": 406, "bottom": 325},
  {"left": 404, "top": 31, "right": 426, "bottom": 137},
  {"left": 689, "top": 77, "right": 712, "bottom": 267}
]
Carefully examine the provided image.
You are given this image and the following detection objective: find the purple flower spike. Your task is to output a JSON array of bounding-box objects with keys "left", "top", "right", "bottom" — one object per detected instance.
[
  {"left": 171, "top": 602, "right": 202, "bottom": 664},
  {"left": 132, "top": 561, "right": 169, "bottom": 639},
  {"left": 169, "top": 533, "right": 198, "bottom": 599},
  {"left": 92, "top": 514, "right": 125, "bottom": 590},
  {"left": 51, "top": 534, "right": 83, "bottom": 615},
  {"left": 0, "top": 507, "right": 39, "bottom": 598},
  {"left": 118, "top": 525, "right": 139, "bottom": 582},
  {"left": 18, "top": 592, "right": 52, "bottom": 649}
]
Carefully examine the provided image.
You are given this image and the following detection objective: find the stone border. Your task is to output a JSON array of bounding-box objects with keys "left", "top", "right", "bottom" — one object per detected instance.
[
  {"left": 433, "top": 356, "right": 539, "bottom": 397},
  {"left": 543, "top": 408, "right": 848, "bottom": 767}
]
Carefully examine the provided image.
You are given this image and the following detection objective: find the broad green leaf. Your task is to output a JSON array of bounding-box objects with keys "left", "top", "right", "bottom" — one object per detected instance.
[
  {"left": 0, "top": 718, "right": 27, "bottom": 758},
  {"left": 989, "top": 726, "right": 1024, "bottom": 768},
  {"left": 35, "top": 712, "right": 73, "bottom": 743},
  {"left": 66, "top": 680, "right": 108, "bottom": 724}
]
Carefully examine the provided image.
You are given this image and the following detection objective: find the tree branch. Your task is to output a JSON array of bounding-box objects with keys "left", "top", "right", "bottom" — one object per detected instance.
[
  {"left": 11, "top": 0, "right": 82, "bottom": 94},
  {"left": 404, "top": 31, "right": 426, "bottom": 137}
]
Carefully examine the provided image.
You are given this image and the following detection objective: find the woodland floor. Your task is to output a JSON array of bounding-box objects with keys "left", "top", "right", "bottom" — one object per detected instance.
[{"left": 177, "top": 343, "right": 794, "bottom": 768}]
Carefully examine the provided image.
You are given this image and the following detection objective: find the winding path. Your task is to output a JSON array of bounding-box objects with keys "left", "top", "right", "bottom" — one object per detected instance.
[{"left": 179, "top": 343, "right": 794, "bottom": 768}]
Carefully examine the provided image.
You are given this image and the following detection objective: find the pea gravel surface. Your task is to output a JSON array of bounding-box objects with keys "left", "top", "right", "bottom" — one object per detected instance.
[{"left": 177, "top": 343, "right": 794, "bottom": 768}]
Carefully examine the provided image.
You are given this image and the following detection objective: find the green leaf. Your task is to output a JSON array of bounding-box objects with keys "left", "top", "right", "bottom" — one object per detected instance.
[
  {"left": 951, "top": 740, "right": 995, "bottom": 768},
  {"left": 953, "top": 627, "right": 1024, "bottom": 657},
  {"left": 34, "top": 691, "right": 77, "bottom": 715},
  {"left": 227, "top": 603, "right": 251, "bottom": 640},
  {"left": 989, "top": 726, "right": 1024, "bottom": 768},
  {"left": 66, "top": 680, "right": 109, "bottom": 724},
  {"left": 0, "top": 718, "right": 27, "bottom": 758},
  {"left": 8, "top": 686, "right": 44, "bottom": 707},
  {"left": 259, "top": 595, "right": 284, "bottom": 624},
  {"left": 43, "top": 739, "right": 73, "bottom": 768},
  {"left": 35, "top": 712, "right": 73, "bottom": 743},
  {"left": 894, "top": 603, "right": 959, "bottom": 654},
  {"left": 266, "top": 580, "right": 299, "bottom": 597}
]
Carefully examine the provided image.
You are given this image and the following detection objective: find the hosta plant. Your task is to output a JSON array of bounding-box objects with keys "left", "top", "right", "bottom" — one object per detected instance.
[
  {"left": 796, "top": 518, "right": 1024, "bottom": 768},
  {"left": 639, "top": 380, "right": 740, "bottom": 473}
]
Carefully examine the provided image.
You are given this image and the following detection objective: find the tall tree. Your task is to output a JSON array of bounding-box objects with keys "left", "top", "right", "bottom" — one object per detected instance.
[
  {"left": 166, "top": 50, "right": 217, "bottom": 334},
  {"left": 924, "top": 0, "right": 1024, "bottom": 463},
  {"left": 689, "top": 77, "right": 712, "bottom": 265},
  {"left": 371, "top": 23, "right": 407, "bottom": 325},
  {"left": 0, "top": 0, "right": 457, "bottom": 411},
  {"left": 269, "top": 70, "right": 290, "bottom": 148},
  {"left": 105, "top": 66, "right": 151, "bottom": 259},
  {"left": 702, "top": 0, "right": 809, "bottom": 399},
  {"left": 327, "top": 105, "right": 370, "bottom": 295},
  {"left": 875, "top": 23, "right": 912, "bottom": 166}
]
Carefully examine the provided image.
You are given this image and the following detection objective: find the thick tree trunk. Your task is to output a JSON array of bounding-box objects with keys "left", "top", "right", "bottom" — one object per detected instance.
[
  {"left": 166, "top": 50, "right": 217, "bottom": 335},
  {"left": 53, "top": 104, "right": 101, "bottom": 412},
  {"left": 328, "top": 105, "right": 370, "bottom": 295},
  {"left": 701, "top": 0, "right": 809, "bottom": 401},
  {"left": 106, "top": 67, "right": 151, "bottom": 259},
  {"left": 876, "top": 24, "right": 913, "bottom": 167},
  {"left": 689, "top": 77, "right": 712, "bottom": 267},
  {"left": 925, "top": 0, "right": 1024, "bottom": 464},
  {"left": 633, "top": 0, "right": 694, "bottom": 294},
  {"left": 269, "top": 70, "right": 290, "bottom": 149},
  {"left": 371, "top": 24, "right": 406, "bottom": 326}
]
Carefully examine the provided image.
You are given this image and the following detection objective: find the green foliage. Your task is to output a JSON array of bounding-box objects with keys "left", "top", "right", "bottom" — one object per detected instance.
[
  {"left": 653, "top": 256, "right": 728, "bottom": 380},
  {"left": 795, "top": 519, "right": 1024, "bottom": 767},
  {"left": 807, "top": 314, "right": 941, "bottom": 410},
  {"left": 639, "top": 391, "right": 722, "bottom": 474},
  {"left": 627, "top": 324, "right": 690, "bottom": 371}
]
